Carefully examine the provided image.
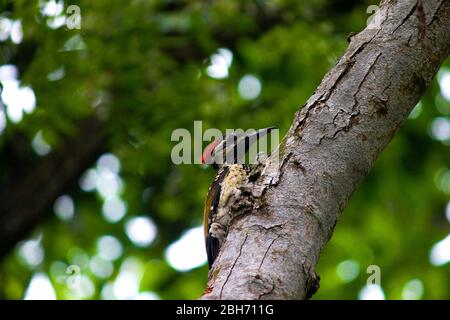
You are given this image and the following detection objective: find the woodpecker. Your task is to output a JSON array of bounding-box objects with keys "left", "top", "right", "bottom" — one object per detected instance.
[{"left": 200, "top": 127, "right": 275, "bottom": 269}]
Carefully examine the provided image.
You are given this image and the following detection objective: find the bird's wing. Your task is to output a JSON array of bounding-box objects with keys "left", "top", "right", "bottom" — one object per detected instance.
[{"left": 203, "top": 166, "right": 229, "bottom": 268}]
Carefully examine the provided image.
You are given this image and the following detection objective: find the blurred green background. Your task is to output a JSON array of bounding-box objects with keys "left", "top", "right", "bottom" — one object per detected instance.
[{"left": 0, "top": 0, "right": 448, "bottom": 300}]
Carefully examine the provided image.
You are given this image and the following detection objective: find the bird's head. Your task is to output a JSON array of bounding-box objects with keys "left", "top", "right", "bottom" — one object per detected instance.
[{"left": 200, "top": 127, "right": 275, "bottom": 169}]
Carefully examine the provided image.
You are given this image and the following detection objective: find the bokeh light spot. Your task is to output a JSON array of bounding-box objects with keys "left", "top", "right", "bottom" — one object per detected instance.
[
  {"left": 10, "top": 20, "right": 23, "bottom": 44},
  {"left": 17, "top": 239, "right": 44, "bottom": 268},
  {"left": 32, "top": 131, "right": 52, "bottom": 156},
  {"left": 24, "top": 273, "right": 56, "bottom": 300},
  {"left": 90, "top": 255, "right": 114, "bottom": 279},
  {"left": 358, "top": 284, "right": 385, "bottom": 300},
  {"left": 79, "top": 169, "right": 98, "bottom": 192},
  {"left": 408, "top": 102, "right": 422, "bottom": 119},
  {"left": 47, "top": 67, "right": 65, "bottom": 81},
  {"left": 165, "top": 226, "right": 207, "bottom": 271},
  {"left": 1, "top": 80, "right": 36, "bottom": 123},
  {"left": 53, "top": 194, "right": 75, "bottom": 221},
  {"left": 438, "top": 69, "right": 450, "bottom": 101},
  {"left": 238, "top": 74, "right": 262, "bottom": 100},
  {"left": 97, "top": 153, "right": 121, "bottom": 175},
  {"left": 125, "top": 216, "right": 157, "bottom": 247},
  {"left": 0, "top": 109, "right": 6, "bottom": 135},
  {"left": 0, "top": 17, "right": 12, "bottom": 41},
  {"left": 102, "top": 196, "right": 127, "bottom": 223},
  {"left": 429, "top": 234, "right": 450, "bottom": 266},
  {"left": 402, "top": 279, "right": 424, "bottom": 300},
  {"left": 113, "top": 258, "right": 143, "bottom": 300},
  {"left": 97, "top": 236, "right": 123, "bottom": 261},
  {"left": 336, "top": 259, "right": 360, "bottom": 283},
  {"left": 430, "top": 117, "right": 450, "bottom": 142},
  {"left": 445, "top": 201, "right": 450, "bottom": 223},
  {"left": 206, "top": 48, "right": 233, "bottom": 79},
  {"left": 41, "top": 0, "right": 64, "bottom": 17},
  {"left": 134, "top": 291, "right": 160, "bottom": 300},
  {"left": 0, "top": 64, "right": 18, "bottom": 80}
]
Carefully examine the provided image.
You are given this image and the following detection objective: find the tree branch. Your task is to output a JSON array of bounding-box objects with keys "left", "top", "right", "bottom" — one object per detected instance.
[
  {"left": 0, "top": 118, "right": 105, "bottom": 259},
  {"left": 202, "top": 0, "right": 450, "bottom": 300}
]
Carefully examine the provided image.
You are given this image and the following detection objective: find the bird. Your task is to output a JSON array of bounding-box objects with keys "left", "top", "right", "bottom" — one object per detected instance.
[{"left": 200, "top": 127, "right": 275, "bottom": 269}]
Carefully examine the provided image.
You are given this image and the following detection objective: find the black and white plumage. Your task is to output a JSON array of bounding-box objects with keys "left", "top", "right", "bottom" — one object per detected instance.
[{"left": 200, "top": 127, "right": 275, "bottom": 269}]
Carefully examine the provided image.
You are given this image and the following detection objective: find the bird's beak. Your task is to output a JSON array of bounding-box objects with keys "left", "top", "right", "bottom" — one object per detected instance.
[{"left": 214, "top": 127, "right": 276, "bottom": 164}]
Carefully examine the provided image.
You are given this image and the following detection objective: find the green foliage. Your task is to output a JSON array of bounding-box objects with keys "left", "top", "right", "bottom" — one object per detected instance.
[{"left": 0, "top": 0, "right": 448, "bottom": 299}]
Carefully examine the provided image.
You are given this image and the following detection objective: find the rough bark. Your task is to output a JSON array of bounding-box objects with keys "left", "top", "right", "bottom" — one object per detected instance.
[{"left": 202, "top": 0, "right": 450, "bottom": 300}]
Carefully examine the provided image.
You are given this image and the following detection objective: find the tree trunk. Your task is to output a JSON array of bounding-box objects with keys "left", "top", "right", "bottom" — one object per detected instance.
[{"left": 202, "top": 0, "right": 450, "bottom": 300}]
